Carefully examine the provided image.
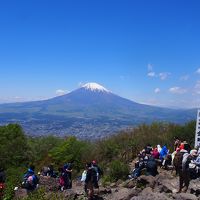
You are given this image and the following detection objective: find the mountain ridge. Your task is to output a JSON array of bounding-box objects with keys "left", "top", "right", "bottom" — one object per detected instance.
[{"left": 0, "top": 82, "right": 197, "bottom": 139}]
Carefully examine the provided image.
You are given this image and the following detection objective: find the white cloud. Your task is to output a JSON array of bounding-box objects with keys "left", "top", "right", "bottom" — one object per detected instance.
[
  {"left": 147, "top": 63, "right": 156, "bottom": 77},
  {"left": 159, "top": 72, "right": 170, "bottom": 80},
  {"left": 154, "top": 88, "right": 160, "bottom": 93},
  {"left": 196, "top": 68, "right": 200, "bottom": 74},
  {"left": 146, "top": 64, "right": 170, "bottom": 80},
  {"left": 147, "top": 63, "right": 153, "bottom": 71},
  {"left": 147, "top": 72, "right": 156, "bottom": 77},
  {"left": 194, "top": 80, "right": 200, "bottom": 94},
  {"left": 55, "top": 89, "right": 67, "bottom": 96},
  {"left": 169, "top": 87, "right": 187, "bottom": 94},
  {"left": 180, "top": 75, "right": 189, "bottom": 81}
]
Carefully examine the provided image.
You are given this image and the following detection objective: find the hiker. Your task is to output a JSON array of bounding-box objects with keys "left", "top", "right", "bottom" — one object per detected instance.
[
  {"left": 85, "top": 162, "right": 97, "bottom": 200},
  {"left": 0, "top": 167, "right": 6, "bottom": 199},
  {"left": 178, "top": 149, "right": 197, "bottom": 193},
  {"left": 92, "top": 160, "right": 103, "bottom": 188},
  {"left": 174, "top": 137, "right": 181, "bottom": 151},
  {"left": 173, "top": 148, "right": 188, "bottom": 175},
  {"left": 81, "top": 168, "right": 87, "bottom": 194},
  {"left": 144, "top": 144, "right": 153, "bottom": 155},
  {"left": 41, "top": 164, "right": 56, "bottom": 177},
  {"left": 41, "top": 166, "right": 49, "bottom": 176},
  {"left": 48, "top": 164, "right": 57, "bottom": 178},
  {"left": 58, "top": 167, "right": 65, "bottom": 191},
  {"left": 63, "top": 163, "right": 73, "bottom": 189},
  {"left": 159, "top": 145, "right": 169, "bottom": 162},
  {"left": 139, "top": 150, "right": 149, "bottom": 167},
  {"left": 151, "top": 147, "right": 160, "bottom": 159},
  {"left": 193, "top": 151, "right": 200, "bottom": 177},
  {"left": 162, "top": 154, "right": 172, "bottom": 170},
  {"left": 157, "top": 144, "right": 162, "bottom": 153},
  {"left": 183, "top": 141, "right": 191, "bottom": 153},
  {"left": 22, "top": 165, "right": 39, "bottom": 192},
  {"left": 129, "top": 157, "right": 145, "bottom": 179},
  {"left": 146, "top": 156, "right": 158, "bottom": 176},
  {"left": 188, "top": 150, "right": 199, "bottom": 179}
]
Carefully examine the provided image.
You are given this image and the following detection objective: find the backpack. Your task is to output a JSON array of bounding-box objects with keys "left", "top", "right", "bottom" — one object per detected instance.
[
  {"left": 146, "top": 158, "right": 158, "bottom": 176},
  {"left": 22, "top": 174, "right": 38, "bottom": 189},
  {"left": 59, "top": 176, "right": 65, "bottom": 186},
  {"left": 173, "top": 151, "right": 185, "bottom": 174}
]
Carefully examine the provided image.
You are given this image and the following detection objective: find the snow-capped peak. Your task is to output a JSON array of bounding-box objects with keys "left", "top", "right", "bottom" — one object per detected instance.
[{"left": 81, "top": 82, "right": 110, "bottom": 92}]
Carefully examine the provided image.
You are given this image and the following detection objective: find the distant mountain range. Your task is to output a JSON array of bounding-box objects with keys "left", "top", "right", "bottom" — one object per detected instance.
[{"left": 0, "top": 82, "right": 197, "bottom": 139}]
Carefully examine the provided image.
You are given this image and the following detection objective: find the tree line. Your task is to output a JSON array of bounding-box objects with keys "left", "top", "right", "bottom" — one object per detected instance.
[{"left": 0, "top": 121, "right": 196, "bottom": 199}]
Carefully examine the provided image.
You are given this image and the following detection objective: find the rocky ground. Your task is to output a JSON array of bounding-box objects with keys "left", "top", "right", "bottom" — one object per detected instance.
[{"left": 14, "top": 167, "right": 200, "bottom": 200}]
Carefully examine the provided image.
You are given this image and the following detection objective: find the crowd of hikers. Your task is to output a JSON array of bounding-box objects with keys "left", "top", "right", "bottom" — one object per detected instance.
[
  {"left": 18, "top": 160, "right": 102, "bottom": 200},
  {"left": 1, "top": 137, "right": 200, "bottom": 199},
  {"left": 129, "top": 137, "right": 200, "bottom": 193}
]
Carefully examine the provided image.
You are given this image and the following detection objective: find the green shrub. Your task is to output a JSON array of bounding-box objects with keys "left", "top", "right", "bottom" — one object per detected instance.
[
  {"left": 3, "top": 167, "right": 24, "bottom": 200},
  {"left": 108, "top": 160, "right": 129, "bottom": 181}
]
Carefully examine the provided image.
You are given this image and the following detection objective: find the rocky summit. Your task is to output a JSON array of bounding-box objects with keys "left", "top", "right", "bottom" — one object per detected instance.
[{"left": 15, "top": 167, "right": 200, "bottom": 200}]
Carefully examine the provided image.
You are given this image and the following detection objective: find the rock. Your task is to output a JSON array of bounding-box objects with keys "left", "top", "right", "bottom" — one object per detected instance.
[
  {"left": 116, "top": 179, "right": 123, "bottom": 186},
  {"left": 189, "top": 178, "right": 200, "bottom": 196},
  {"left": 172, "top": 193, "right": 198, "bottom": 200},
  {"left": 137, "top": 175, "right": 156, "bottom": 188},
  {"left": 130, "top": 187, "right": 172, "bottom": 200},
  {"left": 105, "top": 187, "right": 140, "bottom": 200},
  {"left": 99, "top": 187, "right": 112, "bottom": 195},
  {"left": 110, "top": 182, "right": 117, "bottom": 188},
  {"left": 122, "top": 179, "right": 136, "bottom": 188},
  {"left": 14, "top": 188, "right": 28, "bottom": 199},
  {"left": 61, "top": 189, "right": 77, "bottom": 199},
  {"left": 38, "top": 175, "right": 59, "bottom": 192},
  {"left": 155, "top": 172, "right": 178, "bottom": 193}
]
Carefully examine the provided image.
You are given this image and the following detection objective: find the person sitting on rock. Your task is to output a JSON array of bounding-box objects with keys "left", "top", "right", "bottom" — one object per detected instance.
[
  {"left": 129, "top": 157, "right": 145, "bottom": 179},
  {"left": 144, "top": 144, "right": 153, "bottom": 155},
  {"left": 22, "top": 165, "right": 39, "bottom": 192},
  {"left": 162, "top": 154, "right": 172, "bottom": 170},
  {"left": 151, "top": 147, "right": 160, "bottom": 159},
  {"left": 159, "top": 145, "right": 169, "bottom": 162},
  {"left": 146, "top": 156, "right": 158, "bottom": 177}
]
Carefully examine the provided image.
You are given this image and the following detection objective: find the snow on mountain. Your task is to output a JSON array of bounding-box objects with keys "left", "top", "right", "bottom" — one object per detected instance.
[{"left": 81, "top": 82, "right": 110, "bottom": 93}]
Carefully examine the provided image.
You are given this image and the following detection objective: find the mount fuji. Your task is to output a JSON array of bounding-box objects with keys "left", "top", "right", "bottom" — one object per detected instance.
[{"left": 0, "top": 83, "right": 196, "bottom": 139}]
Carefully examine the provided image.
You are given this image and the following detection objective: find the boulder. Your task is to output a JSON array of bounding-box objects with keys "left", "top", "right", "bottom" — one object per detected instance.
[
  {"left": 172, "top": 193, "right": 198, "bottom": 200},
  {"left": 137, "top": 175, "right": 156, "bottom": 188},
  {"left": 105, "top": 187, "right": 140, "bottom": 200},
  {"left": 189, "top": 178, "right": 200, "bottom": 196},
  {"left": 122, "top": 179, "right": 136, "bottom": 188},
  {"left": 38, "top": 175, "right": 59, "bottom": 192},
  {"left": 99, "top": 187, "right": 112, "bottom": 195},
  {"left": 130, "top": 187, "right": 172, "bottom": 200}
]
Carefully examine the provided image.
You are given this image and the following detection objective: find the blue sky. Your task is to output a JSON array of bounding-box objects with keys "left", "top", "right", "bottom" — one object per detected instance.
[{"left": 0, "top": 0, "right": 200, "bottom": 108}]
